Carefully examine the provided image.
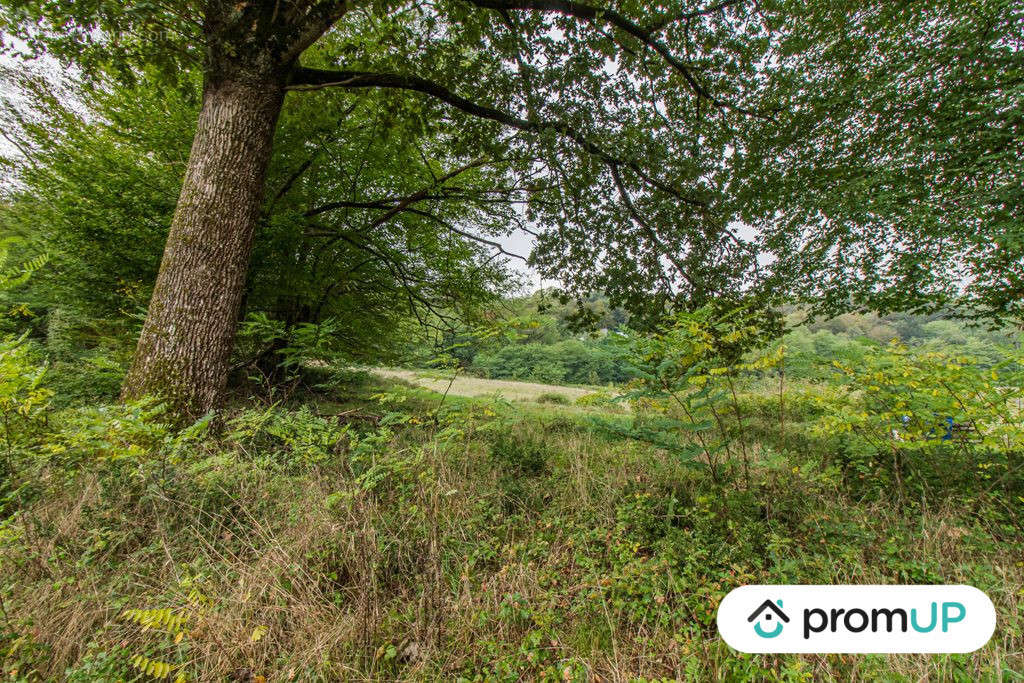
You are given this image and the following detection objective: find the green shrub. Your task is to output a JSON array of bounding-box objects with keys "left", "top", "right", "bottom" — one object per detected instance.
[
  {"left": 536, "top": 392, "right": 569, "bottom": 405},
  {"left": 490, "top": 431, "right": 554, "bottom": 512},
  {"left": 597, "top": 305, "right": 784, "bottom": 484},
  {"left": 490, "top": 432, "right": 550, "bottom": 477},
  {"left": 0, "top": 334, "right": 52, "bottom": 514},
  {"left": 812, "top": 342, "right": 1024, "bottom": 499},
  {"left": 0, "top": 334, "right": 52, "bottom": 449},
  {"left": 575, "top": 389, "right": 613, "bottom": 407},
  {"left": 42, "top": 399, "right": 210, "bottom": 471},
  {"left": 226, "top": 404, "right": 351, "bottom": 472}
]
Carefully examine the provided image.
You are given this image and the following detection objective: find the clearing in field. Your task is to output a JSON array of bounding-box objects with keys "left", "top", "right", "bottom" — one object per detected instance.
[{"left": 372, "top": 368, "right": 597, "bottom": 402}]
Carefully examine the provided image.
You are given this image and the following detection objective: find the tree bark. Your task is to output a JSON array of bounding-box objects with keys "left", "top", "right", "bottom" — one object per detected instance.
[{"left": 121, "top": 72, "right": 286, "bottom": 417}]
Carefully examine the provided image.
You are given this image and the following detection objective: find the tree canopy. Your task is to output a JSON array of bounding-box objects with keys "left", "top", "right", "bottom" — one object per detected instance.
[
  {"left": 2, "top": 0, "right": 774, "bottom": 313},
  {"left": 4, "top": 1, "right": 1020, "bottom": 321},
  {"left": 735, "top": 0, "right": 1024, "bottom": 323}
]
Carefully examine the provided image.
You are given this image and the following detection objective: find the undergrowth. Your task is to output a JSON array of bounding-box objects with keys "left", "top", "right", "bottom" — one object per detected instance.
[
  {"left": 0, "top": 308, "right": 1021, "bottom": 680},
  {"left": 0, "top": 369, "right": 1020, "bottom": 681}
]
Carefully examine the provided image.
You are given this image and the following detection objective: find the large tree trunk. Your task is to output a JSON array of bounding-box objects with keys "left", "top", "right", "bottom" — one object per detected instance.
[{"left": 121, "top": 71, "right": 286, "bottom": 416}]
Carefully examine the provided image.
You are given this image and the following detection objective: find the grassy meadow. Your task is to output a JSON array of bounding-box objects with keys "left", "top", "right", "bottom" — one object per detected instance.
[
  {"left": 370, "top": 369, "right": 598, "bottom": 404},
  {"left": 1, "top": 354, "right": 1021, "bottom": 681}
]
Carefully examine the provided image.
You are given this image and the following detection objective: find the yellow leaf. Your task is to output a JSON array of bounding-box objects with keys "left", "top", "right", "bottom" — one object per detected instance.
[{"left": 250, "top": 625, "right": 269, "bottom": 642}]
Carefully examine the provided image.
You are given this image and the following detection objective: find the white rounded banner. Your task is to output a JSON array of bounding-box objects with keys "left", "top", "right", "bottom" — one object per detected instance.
[{"left": 717, "top": 585, "right": 996, "bottom": 653}]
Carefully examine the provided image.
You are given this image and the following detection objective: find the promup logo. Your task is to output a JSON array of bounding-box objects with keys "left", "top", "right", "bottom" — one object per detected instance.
[
  {"left": 718, "top": 585, "right": 996, "bottom": 653},
  {"left": 748, "top": 599, "right": 789, "bottom": 638}
]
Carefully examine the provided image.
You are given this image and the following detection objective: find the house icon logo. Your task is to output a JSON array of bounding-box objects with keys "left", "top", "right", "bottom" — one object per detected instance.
[{"left": 748, "top": 599, "right": 789, "bottom": 638}]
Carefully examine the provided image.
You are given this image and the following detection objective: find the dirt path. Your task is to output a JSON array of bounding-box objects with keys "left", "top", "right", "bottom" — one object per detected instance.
[{"left": 372, "top": 368, "right": 595, "bottom": 402}]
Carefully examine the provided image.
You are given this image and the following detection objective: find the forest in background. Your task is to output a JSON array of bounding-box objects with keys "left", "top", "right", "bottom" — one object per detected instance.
[{"left": 419, "top": 291, "right": 1022, "bottom": 387}]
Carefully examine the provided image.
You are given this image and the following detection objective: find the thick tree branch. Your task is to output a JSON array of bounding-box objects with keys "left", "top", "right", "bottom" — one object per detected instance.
[
  {"left": 287, "top": 67, "right": 706, "bottom": 208},
  {"left": 280, "top": 0, "right": 356, "bottom": 63}
]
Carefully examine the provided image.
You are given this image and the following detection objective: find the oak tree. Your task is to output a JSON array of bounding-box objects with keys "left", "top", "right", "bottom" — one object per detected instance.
[{"left": 2, "top": 0, "right": 774, "bottom": 414}]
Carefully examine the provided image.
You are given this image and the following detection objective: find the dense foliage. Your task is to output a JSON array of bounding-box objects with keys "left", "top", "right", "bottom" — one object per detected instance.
[
  {"left": 472, "top": 339, "right": 631, "bottom": 385},
  {"left": 736, "top": 0, "right": 1024, "bottom": 321},
  {"left": 0, "top": 67, "right": 512, "bottom": 367},
  {"left": 4, "top": 0, "right": 1019, "bottom": 339},
  {"left": 428, "top": 291, "right": 1021, "bottom": 388}
]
